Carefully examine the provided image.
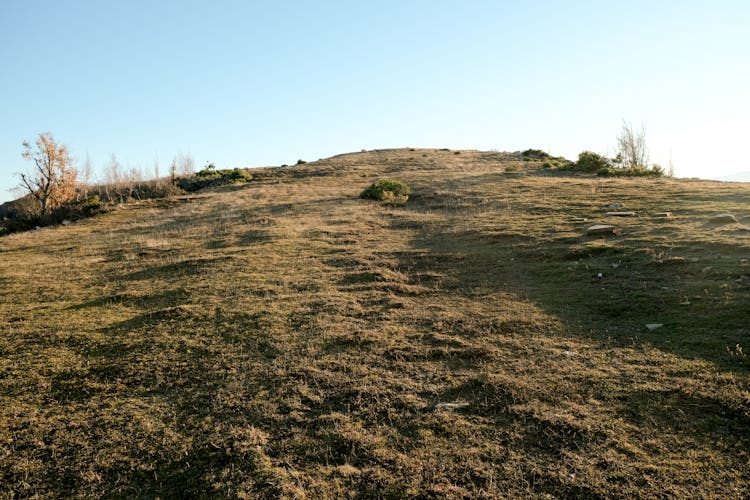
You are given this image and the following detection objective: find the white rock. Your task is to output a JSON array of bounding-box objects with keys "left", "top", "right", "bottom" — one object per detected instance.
[
  {"left": 606, "top": 211, "right": 636, "bottom": 217},
  {"left": 586, "top": 224, "right": 616, "bottom": 235},
  {"left": 645, "top": 323, "right": 663, "bottom": 331},
  {"left": 709, "top": 213, "right": 738, "bottom": 223},
  {"left": 435, "top": 402, "right": 470, "bottom": 412}
]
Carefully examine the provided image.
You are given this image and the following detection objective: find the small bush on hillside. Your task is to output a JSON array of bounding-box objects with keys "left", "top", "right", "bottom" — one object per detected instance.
[
  {"left": 80, "top": 195, "right": 101, "bottom": 213},
  {"left": 178, "top": 168, "right": 254, "bottom": 192},
  {"left": 360, "top": 178, "right": 411, "bottom": 204},
  {"left": 572, "top": 151, "right": 612, "bottom": 173},
  {"left": 521, "top": 149, "right": 551, "bottom": 161},
  {"left": 597, "top": 165, "right": 664, "bottom": 177},
  {"left": 542, "top": 158, "right": 573, "bottom": 169}
]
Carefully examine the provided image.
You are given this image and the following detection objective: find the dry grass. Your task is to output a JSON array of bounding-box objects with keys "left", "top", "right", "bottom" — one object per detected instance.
[{"left": 1, "top": 148, "right": 749, "bottom": 498}]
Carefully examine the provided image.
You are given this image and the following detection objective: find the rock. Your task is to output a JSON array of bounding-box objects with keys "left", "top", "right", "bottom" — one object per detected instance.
[
  {"left": 597, "top": 272, "right": 604, "bottom": 279},
  {"left": 586, "top": 224, "right": 616, "bottom": 235},
  {"left": 562, "top": 350, "right": 578, "bottom": 357},
  {"left": 606, "top": 211, "right": 636, "bottom": 217},
  {"left": 653, "top": 211, "right": 672, "bottom": 218},
  {"left": 709, "top": 213, "right": 738, "bottom": 223},
  {"left": 569, "top": 217, "right": 588, "bottom": 223},
  {"left": 61, "top": 219, "right": 71, "bottom": 226},
  {"left": 645, "top": 323, "right": 663, "bottom": 331},
  {"left": 435, "top": 402, "right": 470, "bottom": 412},
  {"left": 608, "top": 203, "right": 623, "bottom": 209}
]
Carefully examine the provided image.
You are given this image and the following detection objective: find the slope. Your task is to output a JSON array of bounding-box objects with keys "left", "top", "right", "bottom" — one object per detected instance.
[{"left": 1, "top": 149, "right": 749, "bottom": 498}]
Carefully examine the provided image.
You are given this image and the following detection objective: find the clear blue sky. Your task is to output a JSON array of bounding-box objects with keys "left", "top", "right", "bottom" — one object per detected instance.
[{"left": 1, "top": 1, "right": 749, "bottom": 202}]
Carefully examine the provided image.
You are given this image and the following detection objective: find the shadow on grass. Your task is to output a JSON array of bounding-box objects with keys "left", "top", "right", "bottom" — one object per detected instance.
[
  {"left": 395, "top": 209, "right": 750, "bottom": 373},
  {"left": 68, "top": 288, "right": 190, "bottom": 311}
]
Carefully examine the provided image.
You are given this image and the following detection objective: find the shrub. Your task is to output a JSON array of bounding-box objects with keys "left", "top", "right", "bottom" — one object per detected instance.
[
  {"left": 177, "top": 168, "right": 253, "bottom": 192},
  {"left": 80, "top": 195, "right": 101, "bottom": 213},
  {"left": 521, "top": 149, "right": 551, "bottom": 160},
  {"left": 542, "top": 158, "right": 573, "bottom": 169},
  {"left": 360, "top": 178, "right": 411, "bottom": 204},
  {"left": 226, "top": 168, "right": 253, "bottom": 182},
  {"left": 573, "top": 151, "right": 612, "bottom": 173},
  {"left": 597, "top": 165, "right": 664, "bottom": 177}
]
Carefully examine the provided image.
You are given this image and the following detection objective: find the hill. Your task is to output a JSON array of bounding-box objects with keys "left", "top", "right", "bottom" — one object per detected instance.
[{"left": 1, "top": 148, "right": 749, "bottom": 497}]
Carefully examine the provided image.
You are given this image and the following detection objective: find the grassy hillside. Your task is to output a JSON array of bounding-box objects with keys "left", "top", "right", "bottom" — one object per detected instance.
[{"left": 1, "top": 149, "right": 748, "bottom": 498}]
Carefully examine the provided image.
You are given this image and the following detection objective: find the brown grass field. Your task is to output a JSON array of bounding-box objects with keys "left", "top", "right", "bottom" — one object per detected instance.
[{"left": 1, "top": 149, "right": 749, "bottom": 498}]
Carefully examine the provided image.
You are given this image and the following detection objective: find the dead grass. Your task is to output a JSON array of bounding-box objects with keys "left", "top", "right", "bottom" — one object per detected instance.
[{"left": 1, "top": 149, "right": 749, "bottom": 498}]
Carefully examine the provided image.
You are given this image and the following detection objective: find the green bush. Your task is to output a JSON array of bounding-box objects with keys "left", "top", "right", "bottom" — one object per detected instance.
[
  {"left": 360, "top": 178, "right": 411, "bottom": 204},
  {"left": 542, "top": 158, "right": 573, "bottom": 169},
  {"left": 80, "top": 195, "right": 101, "bottom": 213},
  {"left": 521, "top": 149, "right": 551, "bottom": 160},
  {"left": 178, "top": 168, "right": 253, "bottom": 192},
  {"left": 574, "top": 151, "right": 612, "bottom": 173},
  {"left": 597, "top": 165, "right": 664, "bottom": 177},
  {"left": 226, "top": 168, "right": 253, "bottom": 182}
]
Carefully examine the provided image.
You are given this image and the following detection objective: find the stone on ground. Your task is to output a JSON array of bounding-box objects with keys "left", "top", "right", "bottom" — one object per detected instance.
[
  {"left": 709, "top": 213, "right": 737, "bottom": 223},
  {"left": 586, "top": 224, "right": 616, "bottom": 235}
]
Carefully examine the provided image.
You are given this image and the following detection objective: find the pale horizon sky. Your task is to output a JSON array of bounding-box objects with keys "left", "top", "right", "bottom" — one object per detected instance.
[{"left": 1, "top": 1, "right": 749, "bottom": 203}]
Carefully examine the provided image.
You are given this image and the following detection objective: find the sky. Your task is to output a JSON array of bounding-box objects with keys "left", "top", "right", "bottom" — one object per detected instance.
[{"left": 1, "top": 0, "right": 749, "bottom": 203}]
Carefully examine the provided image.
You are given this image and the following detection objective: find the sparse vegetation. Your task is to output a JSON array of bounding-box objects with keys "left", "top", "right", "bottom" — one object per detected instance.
[
  {"left": 177, "top": 166, "right": 254, "bottom": 191},
  {"left": 520, "top": 148, "right": 550, "bottom": 160},
  {"left": 597, "top": 164, "right": 665, "bottom": 177},
  {"left": 563, "top": 150, "right": 665, "bottom": 177},
  {"left": 1, "top": 148, "right": 748, "bottom": 497}
]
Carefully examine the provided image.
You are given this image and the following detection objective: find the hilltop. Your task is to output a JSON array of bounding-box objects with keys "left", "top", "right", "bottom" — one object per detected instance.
[{"left": 1, "top": 148, "right": 749, "bottom": 498}]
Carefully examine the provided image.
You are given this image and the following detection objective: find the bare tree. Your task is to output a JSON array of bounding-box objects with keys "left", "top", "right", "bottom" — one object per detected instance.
[
  {"left": 104, "top": 154, "right": 122, "bottom": 185},
  {"left": 169, "top": 159, "right": 178, "bottom": 184},
  {"left": 174, "top": 152, "right": 195, "bottom": 176},
  {"left": 615, "top": 120, "right": 649, "bottom": 168},
  {"left": 17, "top": 132, "right": 78, "bottom": 215},
  {"left": 79, "top": 153, "right": 94, "bottom": 200}
]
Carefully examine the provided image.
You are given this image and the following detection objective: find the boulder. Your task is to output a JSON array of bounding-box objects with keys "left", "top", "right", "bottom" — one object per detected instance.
[
  {"left": 652, "top": 211, "right": 672, "bottom": 218},
  {"left": 606, "top": 211, "right": 636, "bottom": 217}
]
